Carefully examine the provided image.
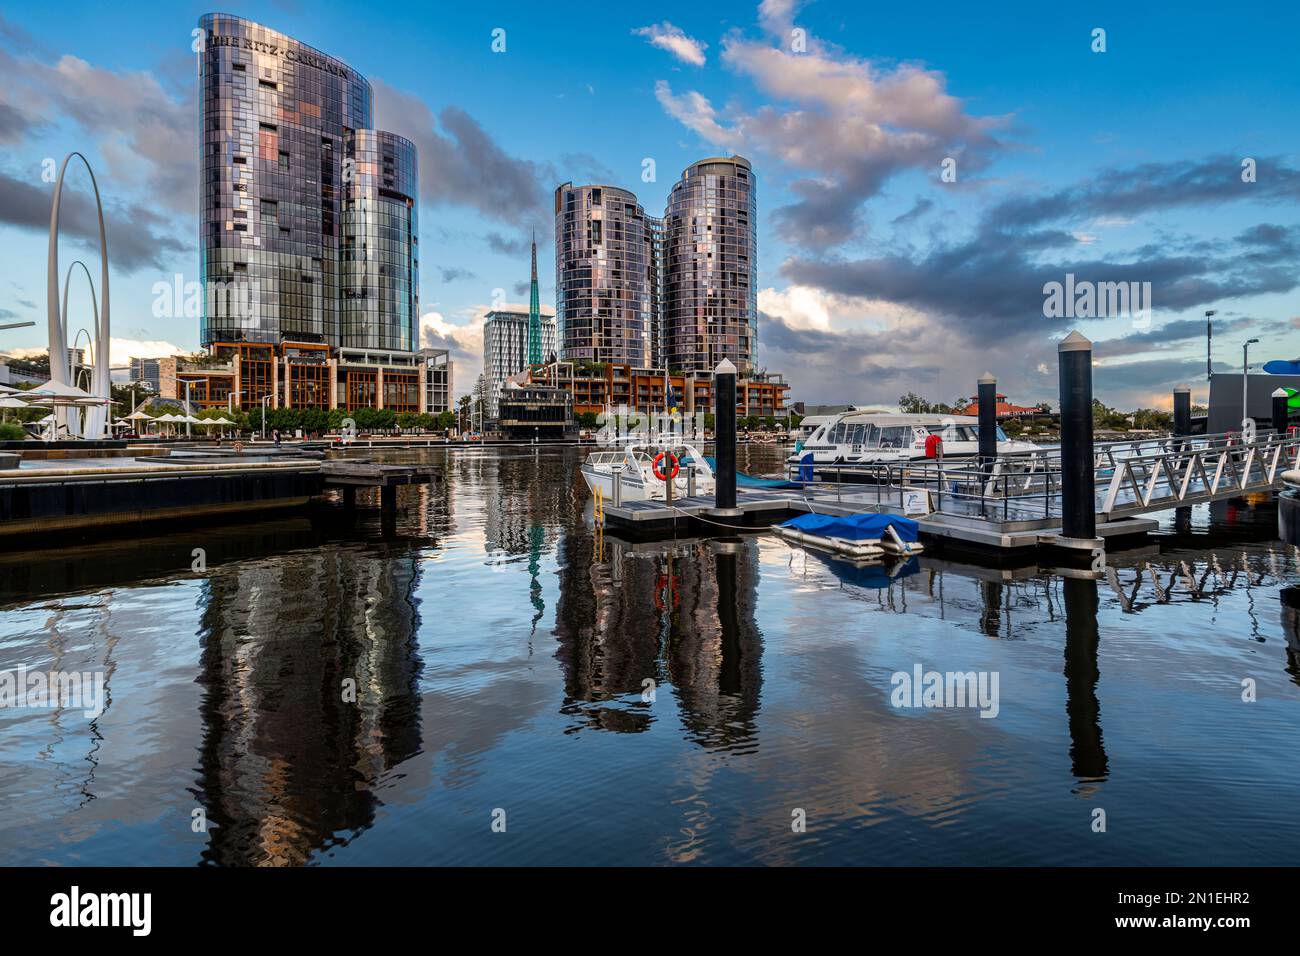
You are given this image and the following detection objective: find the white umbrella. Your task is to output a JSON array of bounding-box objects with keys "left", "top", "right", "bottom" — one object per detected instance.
[
  {"left": 0, "top": 396, "right": 29, "bottom": 409},
  {"left": 126, "top": 409, "right": 155, "bottom": 421},
  {"left": 28, "top": 379, "right": 93, "bottom": 399}
]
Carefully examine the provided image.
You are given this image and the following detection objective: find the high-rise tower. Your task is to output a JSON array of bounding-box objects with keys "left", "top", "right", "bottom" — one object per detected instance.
[
  {"left": 553, "top": 183, "right": 656, "bottom": 367},
  {"left": 663, "top": 156, "right": 756, "bottom": 374},
  {"left": 528, "top": 231, "right": 542, "bottom": 366},
  {"left": 198, "top": 13, "right": 418, "bottom": 351}
]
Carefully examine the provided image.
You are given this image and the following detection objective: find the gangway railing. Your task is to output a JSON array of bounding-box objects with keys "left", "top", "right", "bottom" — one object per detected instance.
[{"left": 783, "top": 430, "right": 1300, "bottom": 525}]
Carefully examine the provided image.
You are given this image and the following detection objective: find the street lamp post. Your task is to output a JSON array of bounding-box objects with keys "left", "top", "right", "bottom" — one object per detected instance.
[
  {"left": 1243, "top": 337, "right": 1260, "bottom": 430},
  {"left": 182, "top": 380, "right": 195, "bottom": 438},
  {"left": 1205, "top": 310, "right": 1217, "bottom": 381},
  {"left": 262, "top": 394, "right": 272, "bottom": 440}
]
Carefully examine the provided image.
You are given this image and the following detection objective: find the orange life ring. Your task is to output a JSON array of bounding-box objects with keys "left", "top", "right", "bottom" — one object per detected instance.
[
  {"left": 652, "top": 451, "right": 680, "bottom": 481},
  {"left": 233, "top": 441, "right": 245, "bottom": 454}
]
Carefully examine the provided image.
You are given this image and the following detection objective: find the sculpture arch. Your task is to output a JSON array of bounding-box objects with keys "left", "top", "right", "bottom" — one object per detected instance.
[{"left": 47, "top": 152, "right": 111, "bottom": 438}]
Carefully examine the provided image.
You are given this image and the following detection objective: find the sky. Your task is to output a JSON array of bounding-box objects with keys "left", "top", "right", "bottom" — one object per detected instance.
[{"left": 1, "top": 0, "right": 1298, "bottom": 408}]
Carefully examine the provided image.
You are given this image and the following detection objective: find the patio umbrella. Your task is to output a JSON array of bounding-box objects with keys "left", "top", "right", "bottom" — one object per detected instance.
[{"left": 27, "top": 379, "right": 94, "bottom": 399}]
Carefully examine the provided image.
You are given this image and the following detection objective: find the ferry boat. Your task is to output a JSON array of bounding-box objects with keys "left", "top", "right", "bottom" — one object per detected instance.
[
  {"left": 580, "top": 441, "right": 715, "bottom": 502},
  {"left": 787, "top": 412, "right": 1042, "bottom": 469}
]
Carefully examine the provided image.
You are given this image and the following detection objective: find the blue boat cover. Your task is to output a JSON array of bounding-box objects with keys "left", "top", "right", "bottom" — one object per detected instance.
[{"left": 780, "top": 512, "right": 920, "bottom": 542}]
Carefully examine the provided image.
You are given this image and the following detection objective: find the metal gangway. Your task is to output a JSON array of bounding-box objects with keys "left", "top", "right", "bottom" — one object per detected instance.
[{"left": 791, "top": 430, "right": 1300, "bottom": 527}]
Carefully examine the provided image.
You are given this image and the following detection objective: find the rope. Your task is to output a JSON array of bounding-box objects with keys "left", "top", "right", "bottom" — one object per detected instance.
[{"left": 661, "top": 502, "right": 783, "bottom": 532}]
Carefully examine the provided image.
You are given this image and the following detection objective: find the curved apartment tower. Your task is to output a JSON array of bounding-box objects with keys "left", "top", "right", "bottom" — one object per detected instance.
[
  {"left": 198, "top": 13, "right": 417, "bottom": 351},
  {"left": 663, "top": 156, "right": 757, "bottom": 373},
  {"left": 554, "top": 183, "right": 655, "bottom": 367},
  {"left": 340, "top": 130, "right": 419, "bottom": 351}
]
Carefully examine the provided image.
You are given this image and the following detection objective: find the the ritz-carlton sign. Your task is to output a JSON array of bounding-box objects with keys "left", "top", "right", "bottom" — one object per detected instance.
[{"left": 208, "top": 32, "right": 352, "bottom": 78}]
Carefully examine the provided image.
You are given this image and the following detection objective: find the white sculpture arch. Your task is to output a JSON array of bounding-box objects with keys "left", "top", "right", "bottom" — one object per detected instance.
[{"left": 47, "top": 152, "right": 111, "bottom": 439}]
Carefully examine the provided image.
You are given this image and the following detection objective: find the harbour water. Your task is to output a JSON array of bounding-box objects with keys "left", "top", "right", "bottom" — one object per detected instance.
[{"left": 1, "top": 444, "right": 1298, "bottom": 866}]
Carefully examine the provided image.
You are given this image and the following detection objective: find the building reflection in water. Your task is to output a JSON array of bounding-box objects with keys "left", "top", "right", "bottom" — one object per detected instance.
[
  {"left": 193, "top": 543, "right": 424, "bottom": 866},
  {"left": 1279, "top": 586, "right": 1300, "bottom": 687},
  {"left": 553, "top": 531, "right": 764, "bottom": 747}
]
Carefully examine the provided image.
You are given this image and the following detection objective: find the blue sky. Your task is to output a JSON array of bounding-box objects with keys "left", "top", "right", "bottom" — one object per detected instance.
[{"left": 2, "top": 0, "right": 1298, "bottom": 407}]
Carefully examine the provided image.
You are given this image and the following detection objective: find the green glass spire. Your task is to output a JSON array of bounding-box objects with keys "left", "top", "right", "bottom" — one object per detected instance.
[{"left": 528, "top": 230, "right": 542, "bottom": 365}]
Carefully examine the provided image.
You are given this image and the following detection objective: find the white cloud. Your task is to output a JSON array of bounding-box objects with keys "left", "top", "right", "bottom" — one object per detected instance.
[
  {"left": 654, "top": 11, "right": 1009, "bottom": 247},
  {"left": 653, "top": 82, "right": 744, "bottom": 150},
  {"left": 107, "top": 337, "right": 187, "bottom": 367},
  {"left": 759, "top": 284, "right": 926, "bottom": 333},
  {"left": 633, "top": 22, "right": 708, "bottom": 67}
]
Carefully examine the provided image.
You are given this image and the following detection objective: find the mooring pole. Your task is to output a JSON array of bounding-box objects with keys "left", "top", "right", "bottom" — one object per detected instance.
[
  {"left": 1272, "top": 387, "right": 1289, "bottom": 435},
  {"left": 978, "top": 372, "right": 997, "bottom": 477},
  {"left": 711, "top": 358, "right": 739, "bottom": 516},
  {"left": 1058, "top": 331, "right": 1096, "bottom": 543},
  {"left": 1173, "top": 386, "right": 1191, "bottom": 438}
]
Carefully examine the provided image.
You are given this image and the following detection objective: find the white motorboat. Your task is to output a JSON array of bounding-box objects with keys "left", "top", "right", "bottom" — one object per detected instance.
[
  {"left": 580, "top": 441, "right": 715, "bottom": 502},
  {"left": 788, "top": 412, "right": 1042, "bottom": 468}
]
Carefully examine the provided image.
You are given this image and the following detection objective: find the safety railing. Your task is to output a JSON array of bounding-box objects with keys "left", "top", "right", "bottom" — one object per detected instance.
[{"left": 782, "top": 429, "right": 1300, "bottom": 525}]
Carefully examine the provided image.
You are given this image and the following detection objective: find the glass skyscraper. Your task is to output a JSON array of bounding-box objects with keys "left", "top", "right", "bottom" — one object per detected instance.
[
  {"left": 553, "top": 183, "right": 656, "bottom": 367},
  {"left": 663, "top": 156, "right": 757, "bottom": 374},
  {"left": 553, "top": 156, "right": 756, "bottom": 375},
  {"left": 198, "top": 13, "right": 418, "bottom": 352}
]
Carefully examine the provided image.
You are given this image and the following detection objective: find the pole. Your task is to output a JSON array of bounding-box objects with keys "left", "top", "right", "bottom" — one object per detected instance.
[
  {"left": 1205, "top": 309, "right": 1216, "bottom": 381},
  {"left": 711, "top": 358, "right": 739, "bottom": 515},
  {"left": 184, "top": 381, "right": 192, "bottom": 438},
  {"left": 1242, "top": 343, "right": 1249, "bottom": 429},
  {"left": 1172, "top": 387, "right": 1191, "bottom": 437},
  {"left": 977, "top": 372, "right": 997, "bottom": 477},
  {"left": 1272, "top": 388, "right": 1288, "bottom": 435},
  {"left": 1058, "top": 330, "right": 1096, "bottom": 542}
]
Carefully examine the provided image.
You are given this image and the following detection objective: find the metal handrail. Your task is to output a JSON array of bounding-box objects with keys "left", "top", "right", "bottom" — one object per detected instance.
[{"left": 780, "top": 429, "right": 1300, "bottom": 525}]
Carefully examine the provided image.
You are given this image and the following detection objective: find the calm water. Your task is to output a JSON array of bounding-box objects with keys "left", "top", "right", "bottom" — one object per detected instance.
[{"left": 1, "top": 444, "right": 1298, "bottom": 866}]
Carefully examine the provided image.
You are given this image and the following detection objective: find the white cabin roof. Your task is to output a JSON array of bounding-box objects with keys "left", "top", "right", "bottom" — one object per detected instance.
[{"left": 824, "top": 412, "right": 980, "bottom": 427}]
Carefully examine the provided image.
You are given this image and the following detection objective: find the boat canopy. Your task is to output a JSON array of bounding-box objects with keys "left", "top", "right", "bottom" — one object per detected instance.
[{"left": 780, "top": 513, "right": 920, "bottom": 543}]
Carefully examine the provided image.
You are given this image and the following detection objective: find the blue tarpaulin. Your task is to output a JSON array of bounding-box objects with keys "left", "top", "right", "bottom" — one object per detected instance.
[{"left": 780, "top": 512, "right": 920, "bottom": 542}]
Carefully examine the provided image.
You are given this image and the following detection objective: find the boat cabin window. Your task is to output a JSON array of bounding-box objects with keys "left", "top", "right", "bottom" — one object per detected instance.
[
  {"left": 878, "top": 426, "right": 911, "bottom": 449},
  {"left": 921, "top": 423, "right": 978, "bottom": 441}
]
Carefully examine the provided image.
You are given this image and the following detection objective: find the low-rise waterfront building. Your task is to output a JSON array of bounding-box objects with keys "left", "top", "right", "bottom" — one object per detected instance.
[
  {"left": 496, "top": 384, "right": 572, "bottom": 439},
  {"left": 526, "top": 360, "right": 788, "bottom": 419},
  {"left": 157, "top": 343, "right": 453, "bottom": 414}
]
